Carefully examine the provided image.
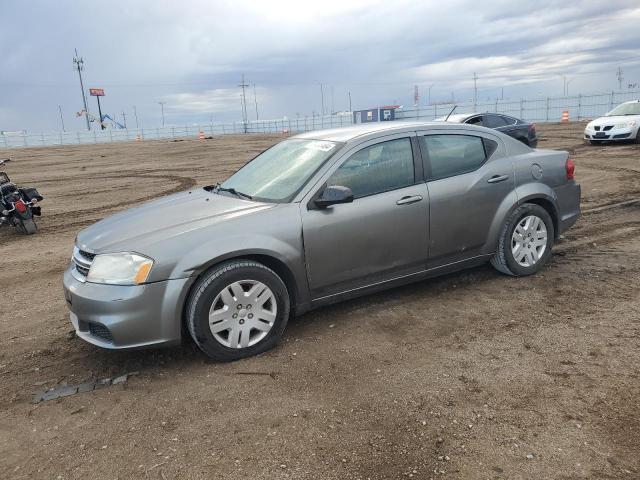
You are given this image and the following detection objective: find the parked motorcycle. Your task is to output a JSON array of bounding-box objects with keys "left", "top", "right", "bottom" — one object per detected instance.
[{"left": 0, "top": 158, "right": 44, "bottom": 235}]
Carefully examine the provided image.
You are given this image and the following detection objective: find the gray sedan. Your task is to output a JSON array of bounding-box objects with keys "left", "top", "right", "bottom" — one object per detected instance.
[{"left": 63, "top": 121, "right": 581, "bottom": 361}]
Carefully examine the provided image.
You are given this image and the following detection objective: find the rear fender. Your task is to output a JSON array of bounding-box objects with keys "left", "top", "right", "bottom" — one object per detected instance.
[{"left": 484, "top": 183, "right": 559, "bottom": 254}]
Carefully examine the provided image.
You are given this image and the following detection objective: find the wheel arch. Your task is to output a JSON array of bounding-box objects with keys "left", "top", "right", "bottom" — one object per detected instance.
[
  {"left": 522, "top": 196, "right": 559, "bottom": 238},
  {"left": 179, "top": 249, "right": 304, "bottom": 342}
]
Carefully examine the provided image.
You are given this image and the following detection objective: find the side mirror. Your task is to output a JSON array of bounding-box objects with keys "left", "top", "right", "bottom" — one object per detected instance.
[{"left": 314, "top": 185, "right": 354, "bottom": 209}]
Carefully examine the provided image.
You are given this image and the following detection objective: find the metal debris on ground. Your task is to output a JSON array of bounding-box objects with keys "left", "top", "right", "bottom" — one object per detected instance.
[{"left": 32, "top": 372, "right": 139, "bottom": 403}]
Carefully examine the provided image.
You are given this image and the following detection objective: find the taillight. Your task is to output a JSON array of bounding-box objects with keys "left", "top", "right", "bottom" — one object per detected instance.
[
  {"left": 566, "top": 157, "right": 575, "bottom": 180},
  {"left": 15, "top": 200, "right": 27, "bottom": 213}
]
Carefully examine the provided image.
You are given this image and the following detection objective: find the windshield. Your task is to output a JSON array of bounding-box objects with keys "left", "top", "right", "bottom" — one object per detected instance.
[
  {"left": 220, "top": 138, "right": 341, "bottom": 202},
  {"left": 606, "top": 102, "right": 640, "bottom": 116}
]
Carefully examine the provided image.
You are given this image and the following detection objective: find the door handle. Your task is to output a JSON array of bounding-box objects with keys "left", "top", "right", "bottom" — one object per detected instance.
[
  {"left": 396, "top": 195, "right": 423, "bottom": 205},
  {"left": 487, "top": 174, "right": 509, "bottom": 184}
]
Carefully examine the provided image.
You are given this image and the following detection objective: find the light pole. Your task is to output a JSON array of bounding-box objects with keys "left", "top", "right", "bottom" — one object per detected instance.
[
  {"left": 158, "top": 102, "right": 166, "bottom": 127},
  {"left": 73, "top": 49, "right": 90, "bottom": 131},
  {"left": 58, "top": 105, "right": 66, "bottom": 132},
  {"left": 428, "top": 84, "right": 435, "bottom": 106},
  {"left": 133, "top": 106, "right": 139, "bottom": 129}
]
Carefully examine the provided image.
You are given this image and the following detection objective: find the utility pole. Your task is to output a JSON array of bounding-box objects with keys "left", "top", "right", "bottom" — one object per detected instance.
[
  {"left": 473, "top": 72, "right": 478, "bottom": 108},
  {"left": 158, "top": 102, "right": 166, "bottom": 127},
  {"left": 331, "top": 86, "right": 334, "bottom": 114},
  {"left": 320, "top": 84, "right": 325, "bottom": 116},
  {"left": 348, "top": 91, "right": 352, "bottom": 112},
  {"left": 133, "top": 106, "right": 139, "bottom": 129},
  {"left": 253, "top": 84, "right": 259, "bottom": 121},
  {"left": 428, "top": 84, "right": 434, "bottom": 106},
  {"left": 238, "top": 74, "right": 249, "bottom": 132},
  {"left": 121, "top": 111, "right": 127, "bottom": 129},
  {"left": 73, "top": 49, "right": 90, "bottom": 131},
  {"left": 413, "top": 85, "right": 419, "bottom": 107},
  {"left": 617, "top": 66, "right": 623, "bottom": 91},
  {"left": 58, "top": 105, "right": 66, "bottom": 132}
]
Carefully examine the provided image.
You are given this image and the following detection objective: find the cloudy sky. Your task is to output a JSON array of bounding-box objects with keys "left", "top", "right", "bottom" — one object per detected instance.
[{"left": 1, "top": 0, "right": 639, "bottom": 132}]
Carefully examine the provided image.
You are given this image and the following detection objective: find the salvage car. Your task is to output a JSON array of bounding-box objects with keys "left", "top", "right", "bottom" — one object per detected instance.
[
  {"left": 438, "top": 112, "right": 538, "bottom": 147},
  {"left": 584, "top": 100, "right": 640, "bottom": 144},
  {"left": 63, "top": 122, "right": 581, "bottom": 361}
]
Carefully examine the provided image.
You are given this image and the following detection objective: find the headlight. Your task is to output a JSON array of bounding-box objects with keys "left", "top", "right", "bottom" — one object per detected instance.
[
  {"left": 87, "top": 252, "right": 154, "bottom": 285},
  {"left": 614, "top": 121, "right": 637, "bottom": 129},
  {"left": 586, "top": 122, "right": 594, "bottom": 130}
]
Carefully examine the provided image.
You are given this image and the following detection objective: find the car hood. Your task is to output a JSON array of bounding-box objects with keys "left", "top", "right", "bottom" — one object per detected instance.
[
  {"left": 76, "top": 188, "right": 275, "bottom": 253},
  {"left": 589, "top": 115, "right": 640, "bottom": 126}
]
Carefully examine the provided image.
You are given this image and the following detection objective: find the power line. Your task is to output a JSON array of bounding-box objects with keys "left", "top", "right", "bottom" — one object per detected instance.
[{"left": 73, "top": 48, "right": 90, "bottom": 131}]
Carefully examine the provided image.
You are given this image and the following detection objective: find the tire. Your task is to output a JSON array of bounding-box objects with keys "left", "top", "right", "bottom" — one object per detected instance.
[
  {"left": 635, "top": 129, "right": 640, "bottom": 144},
  {"left": 491, "top": 203, "right": 555, "bottom": 277},
  {"left": 186, "top": 259, "right": 290, "bottom": 361},
  {"left": 16, "top": 218, "right": 37, "bottom": 235}
]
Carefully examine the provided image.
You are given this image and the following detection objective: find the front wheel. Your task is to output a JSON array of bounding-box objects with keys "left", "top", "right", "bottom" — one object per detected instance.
[
  {"left": 186, "top": 260, "right": 290, "bottom": 361},
  {"left": 491, "top": 203, "right": 554, "bottom": 276},
  {"left": 16, "top": 218, "right": 37, "bottom": 235}
]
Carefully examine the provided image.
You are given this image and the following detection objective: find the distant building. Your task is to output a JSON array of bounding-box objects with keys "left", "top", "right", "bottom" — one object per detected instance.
[{"left": 353, "top": 105, "right": 401, "bottom": 124}]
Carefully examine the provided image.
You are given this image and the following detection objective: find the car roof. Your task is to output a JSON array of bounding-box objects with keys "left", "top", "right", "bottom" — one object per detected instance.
[{"left": 293, "top": 120, "right": 479, "bottom": 142}]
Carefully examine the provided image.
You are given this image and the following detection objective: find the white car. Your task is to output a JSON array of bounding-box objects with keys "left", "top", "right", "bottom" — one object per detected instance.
[{"left": 584, "top": 100, "right": 640, "bottom": 144}]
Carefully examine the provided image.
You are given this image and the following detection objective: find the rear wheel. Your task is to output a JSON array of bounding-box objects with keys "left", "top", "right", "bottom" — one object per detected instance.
[
  {"left": 186, "top": 260, "right": 290, "bottom": 361},
  {"left": 491, "top": 203, "right": 554, "bottom": 276},
  {"left": 16, "top": 218, "right": 37, "bottom": 235}
]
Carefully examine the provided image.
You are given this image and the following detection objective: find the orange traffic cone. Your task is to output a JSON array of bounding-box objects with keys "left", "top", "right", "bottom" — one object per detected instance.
[
  {"left": 561, "top": 111, "right": 569, "bottom": 123},
  {"left": 198, "top": 131, "right": 205, "bottom": 141}
]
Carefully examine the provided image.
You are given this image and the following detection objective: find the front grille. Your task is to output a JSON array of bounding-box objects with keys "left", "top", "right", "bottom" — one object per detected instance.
[
  {"left": 76, "top": 264, "right": 90, "bottom": 276},
  {"left": 88, "top": 323, "right": 113, "bottom": 342},
  {"left": 72, "top": 246, "right": 94, "bottom": 281},
  {"left": 613, "top": 133, "right": 631, "bottom": 139},
  {"left": 79, "top": 250, "right": 96, "bottom": 261},
  {"left": 603, "top": 125, "right": 613, "bottom": 131},
  {"left": 594, "top": 126, "right": 601, "bottom": 131}
]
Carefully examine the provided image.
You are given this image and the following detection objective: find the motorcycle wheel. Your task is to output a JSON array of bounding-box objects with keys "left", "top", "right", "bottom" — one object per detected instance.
[{"left": 17, "top": 218, "right": 38, "bottom": 235}]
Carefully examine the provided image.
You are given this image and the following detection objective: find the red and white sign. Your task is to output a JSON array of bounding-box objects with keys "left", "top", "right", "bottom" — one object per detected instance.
[{"left": 89, "top": 88, "right": 105, "bottom": 96}]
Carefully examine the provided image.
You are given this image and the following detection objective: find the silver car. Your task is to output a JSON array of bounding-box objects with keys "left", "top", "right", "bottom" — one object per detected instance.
[{"left": 63, "top": 122, "right": 581, "bottom": 361}]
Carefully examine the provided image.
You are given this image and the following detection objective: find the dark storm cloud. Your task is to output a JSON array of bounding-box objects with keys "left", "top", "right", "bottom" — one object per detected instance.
[{"left": 1, "top": 0, "right": 639, "bottom": 131}]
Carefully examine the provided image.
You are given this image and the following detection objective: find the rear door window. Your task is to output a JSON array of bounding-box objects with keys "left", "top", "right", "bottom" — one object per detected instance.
[
  {"left": 421, "top": 134, "right": 489, "bottom": 180},
  {"left": 484, "top": 114, "right": 510, "bottom": 128}
]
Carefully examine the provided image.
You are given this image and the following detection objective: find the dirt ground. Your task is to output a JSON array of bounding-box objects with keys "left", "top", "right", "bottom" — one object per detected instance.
[{"left": 0, "top": 123, "right": 638, "bottom": 480}]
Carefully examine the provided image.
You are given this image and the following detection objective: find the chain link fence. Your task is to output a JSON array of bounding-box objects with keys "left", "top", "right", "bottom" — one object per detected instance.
[{"left": 2, "top": 89, "right": 639, "bottom": 149}]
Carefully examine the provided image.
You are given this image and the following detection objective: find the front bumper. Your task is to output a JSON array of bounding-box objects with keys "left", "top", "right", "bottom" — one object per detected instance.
[
  {"left": 63, "top": 266, "right": 191, "bottom": 349},
  {"left": 584, "top": 125, "right": 637, "bottom": 141}
]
